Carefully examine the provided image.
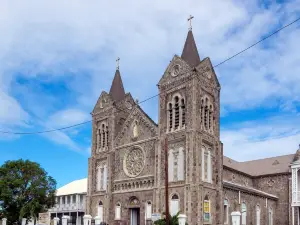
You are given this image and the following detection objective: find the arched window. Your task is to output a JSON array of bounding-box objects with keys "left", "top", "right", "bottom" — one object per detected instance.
[
  {"left": 201, "top": 96, "right": 214, "bottom": 133},
  {"left": 203, "top": 195, "right": 211, "bottom": 223},
  {"left": 224, "top": 199, "right": 229, "bottom": 224},
  {"left": 200, "top": 99, "right": 204, "bottom": 126},
  {"left": 145, "top": 201, "right": 152, "bottom": 220},
  {"left": 168, "top": 103, "right": 173, "bottom": 132},
  {"left": 167, "top": 94, "right": 186, "bottom": 132},
  {"left": 209, "top": 105, "right": 212, "bottom": 130},
  {"left": 105, "top": 125, "right": 109, "bottom": 147},
  {"left": 170, "top": 194, "right": 179, "bottom": 216},
  {"left": 96, "top": 163, "right": 107, "bottom": 191},
  {"left": 202, "top": 147, "right": 212, "bottom": 183},
  {"left": 268, "top": 207, "right": 273, "bottom": 225},
  {"left": 98, "top": 201, "right": 103, "bottom": 222},
  {"left": 241, "top": 202, "right": 247, "bottom": 225},
  {"left": 102, "top": 124, "right": 105, "bottom": 148},
  {"left": 168, "top": 147, "right": 185, "bottom": 182},
  {"left": 177, "top": 147, "right": 184, "bottom": 181},
  {"left": 115, "top": 202, "right": 121, "bottom": 220},
  {"left": 97, "top": 122, "right": 109, "bottom": 151},
  {"left": 174, "top": 96, "right": 180, "bottom": 130},
  {"left": 96, "top": 166, "right": 101, "bottom": 191},
  {"left": 181, "top": 99, "right": 185, "bottom": 127},
  {"left": 256, "top": 205, "right": 260, "bottom": 225}
]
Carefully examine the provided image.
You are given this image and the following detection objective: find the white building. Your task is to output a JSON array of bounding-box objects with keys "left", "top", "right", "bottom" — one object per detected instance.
[{"left": 48, "top": 178, "right": 87, "bottom": 225}]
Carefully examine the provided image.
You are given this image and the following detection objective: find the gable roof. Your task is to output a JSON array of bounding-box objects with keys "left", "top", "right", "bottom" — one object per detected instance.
[
  {"left": 56, "top": 178, "right": 87, "bottom": 196},
  {"left": 181, "top": 30, "right": 201, "bottom": 67},
  {"left": 115, "top": 104, "right": 158, "bottom": 145},
  {"left": 224, "top": 154, "right": 294, "bottom": 177},
  {"left": 109, "top": 69, "right": 126, "bottom": 102}
]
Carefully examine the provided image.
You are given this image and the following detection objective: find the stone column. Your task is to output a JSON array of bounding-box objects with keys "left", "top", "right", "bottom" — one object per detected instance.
[
  {"left": 178, "top": 214, "right": 187, "bottom": 225},
  {"left": 62, "top": 216, "right": 69, "bottom": 225},
  {"left": 2, "top": 218, "right": 7, "bottom": 225},
  {"left": 83, "top": 215, "right": 92, "bottom": 225},
  {"left": 231, "top": 211, "right": 241, "bottom": 225},
  {"left": 53, "top": 217, "right": 60, "bottom": 225}
]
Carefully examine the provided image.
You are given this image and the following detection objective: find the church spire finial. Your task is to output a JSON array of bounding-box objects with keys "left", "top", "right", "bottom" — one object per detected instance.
[
  {"left": 110, "top": 58, "right": 125, "bottom": 102},
  {"left": 116, "top": 57, "right": 120, "bottom": 70},
  {"left": 188, "top": 15, "right": 194, "bottom": 31},
  {"left": 181, "top": 16, "right": 201, "bottom": 67}
]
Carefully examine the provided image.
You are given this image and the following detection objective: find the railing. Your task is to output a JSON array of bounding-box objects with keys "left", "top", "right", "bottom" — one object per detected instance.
[{"left": 49, "top": 203, "right": 85, "bottom": 212}]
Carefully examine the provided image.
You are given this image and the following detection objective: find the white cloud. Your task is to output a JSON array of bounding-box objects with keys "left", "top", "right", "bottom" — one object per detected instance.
[
  {"left": 47, "top": 109, "right": 90, "bottom": 128},
  {"left": 221, "top": 114, "right": 300, "bottom": 161},
  {"left": 0, "top": 89, "right": 29, "bottom": 126},
  {"left": 41, "top": 131, "right": 83, "bottom": 153},
  {"left": 0, "top": 0, "right": 299, "bottom": 156}
]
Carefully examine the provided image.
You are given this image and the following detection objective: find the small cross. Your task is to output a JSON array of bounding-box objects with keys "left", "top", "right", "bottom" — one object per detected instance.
[
  {"left": 116, "top": 57, "right": 120, "bottom": 70},
  {"left": 188, "top": 15, "right": 194, "bottom": 30}
]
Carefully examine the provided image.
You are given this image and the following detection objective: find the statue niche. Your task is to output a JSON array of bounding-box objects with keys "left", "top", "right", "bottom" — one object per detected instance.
[{"left": 132, "top": 120, "right": 139, "bottom": 141}]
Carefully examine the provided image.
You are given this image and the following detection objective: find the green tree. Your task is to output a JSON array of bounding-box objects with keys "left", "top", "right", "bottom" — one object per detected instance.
[
  {"left": 0, "top": 159, "right": 56, "bottom": 225},
  {"left": 154, "top": 212, "right": 188, "bottom": 225}
]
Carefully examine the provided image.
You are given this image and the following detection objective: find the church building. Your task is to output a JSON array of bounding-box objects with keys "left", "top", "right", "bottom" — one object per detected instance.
[{"left": 86, "top": 24, "right": 300, "bottom": 225}]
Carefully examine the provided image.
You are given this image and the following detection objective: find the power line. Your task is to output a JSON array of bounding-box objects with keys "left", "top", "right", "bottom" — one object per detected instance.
[
  {"left": 0, "top": 120, "right": 92, "bottom": 135},
  {"left": 1, "top": 16, "right": 299, "bottom": 135}
]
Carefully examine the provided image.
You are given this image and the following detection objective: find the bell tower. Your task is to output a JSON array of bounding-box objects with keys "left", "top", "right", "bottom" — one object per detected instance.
[
  {"left": 86, "top": 63, "right": 133, "bottom": 219},
  {"left": 156, "top": 18, "right": 223, "bottom": 225}
]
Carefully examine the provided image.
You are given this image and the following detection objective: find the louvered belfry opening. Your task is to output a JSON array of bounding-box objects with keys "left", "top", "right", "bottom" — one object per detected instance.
[
  {"left": 169, "top": 103, "right": 173, "bottom": 132},
  {"left": 200, "top": 97, "right": 213, "bottom": 133},
  {"left": 181, "top": 98, "right": 186, "bottom": 127},
  {"left": 174, "top": 96, "right": 180, "bottom": 130},
  {"left": 102, "top": 124, "right": 105, "bottom": 148}
]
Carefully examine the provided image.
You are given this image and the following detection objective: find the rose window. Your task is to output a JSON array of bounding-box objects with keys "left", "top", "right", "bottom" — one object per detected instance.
[{"left": 124, "top": 147, "right": 145, "bottom": 177}]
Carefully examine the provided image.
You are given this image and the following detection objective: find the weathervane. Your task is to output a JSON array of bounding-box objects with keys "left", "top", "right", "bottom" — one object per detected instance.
[
  {"left": 116, "top": 57, "right": 120, "bottom": 70},
  {"left": 188, "top": 15, "right": 194, "bottom": 31}
]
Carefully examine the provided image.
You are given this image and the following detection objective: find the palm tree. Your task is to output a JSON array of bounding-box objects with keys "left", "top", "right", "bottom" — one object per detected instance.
[{"left": 154, "top": 212, "right": 187, "bottom": 225}]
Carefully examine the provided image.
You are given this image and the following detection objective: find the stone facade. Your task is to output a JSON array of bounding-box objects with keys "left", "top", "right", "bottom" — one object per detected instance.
[{"left": 86, "top": 28, "right": 299, "bottom": 225}]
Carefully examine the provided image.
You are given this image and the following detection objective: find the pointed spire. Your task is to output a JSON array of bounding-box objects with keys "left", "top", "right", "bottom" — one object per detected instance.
[
  {"left": 109, "top": 64, "right": 126, "bottom": 102},
  {"left": 181, "top": 30, "right": 201, "bottom": 67}
]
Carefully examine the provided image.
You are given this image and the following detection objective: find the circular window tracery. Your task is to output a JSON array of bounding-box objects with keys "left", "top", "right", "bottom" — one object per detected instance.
[
  {"left": 171, "top": 64, "right": 181, "bottom": 77},
  {"left": 123, "top": 147, "right": 145, "bottom": 177}
]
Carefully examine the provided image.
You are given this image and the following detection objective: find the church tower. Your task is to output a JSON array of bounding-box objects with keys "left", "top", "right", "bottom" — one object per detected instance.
[
  {"left": 86, "top": 65, "right": 135, "bottom": 221},
  {"left": 157, "top": 22, "right": 223, "bottom": 225}
]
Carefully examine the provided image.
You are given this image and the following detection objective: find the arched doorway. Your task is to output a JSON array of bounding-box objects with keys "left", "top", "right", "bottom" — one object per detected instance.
[
  {"left": 98, "top": 201, "right": 103, "bottom": 223},
  {"left": 128, "top": 197, "right": 140, "bottom": 225}
]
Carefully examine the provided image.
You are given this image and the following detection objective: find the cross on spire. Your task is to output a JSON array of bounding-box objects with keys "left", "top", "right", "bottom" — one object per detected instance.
[
  {"left": 188, "top": 15, "right": 194, "bottom": 31},
  {"left": 116, "top": 57, "right": 120, "bottom": 70}
]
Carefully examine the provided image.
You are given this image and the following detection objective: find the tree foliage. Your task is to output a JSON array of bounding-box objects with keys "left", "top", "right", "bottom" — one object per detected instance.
[
  {"left": 154, "top": 212, "right": 188, "bottom": 225},
  {"left": 0, "top": 159, "right": 56, "bottom": 224}
]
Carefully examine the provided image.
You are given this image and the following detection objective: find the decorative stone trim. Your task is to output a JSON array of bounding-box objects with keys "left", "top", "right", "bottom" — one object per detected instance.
[
  {"left": 113, "top": 176, "right": 155, "bottom": 192},
  {"left": 223, "top": 180, "right": 278, "bottom": 200},
  {"left": 115, "top": 137, "right": 158, "bottom": 150},
  {"left": 123, "top": 145, "right": 145, "bottom": 178}
]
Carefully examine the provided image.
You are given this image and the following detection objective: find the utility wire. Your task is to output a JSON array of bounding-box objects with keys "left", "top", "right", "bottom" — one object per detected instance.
[
  {"left": 1, "top": 16, "right": 299, "bottom": 135},
  {"left": 0, "top": 120, "right": 92, "bottom": 135}
]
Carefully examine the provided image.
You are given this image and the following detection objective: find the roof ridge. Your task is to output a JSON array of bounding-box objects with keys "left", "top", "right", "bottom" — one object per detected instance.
[{"left": 238, "top": 153, "right": 294, "bottom": 163}]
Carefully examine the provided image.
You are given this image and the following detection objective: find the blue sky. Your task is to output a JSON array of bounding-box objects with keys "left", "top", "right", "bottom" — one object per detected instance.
[{"left": 0, "top": 0, "right": 300, "bottom": 188}]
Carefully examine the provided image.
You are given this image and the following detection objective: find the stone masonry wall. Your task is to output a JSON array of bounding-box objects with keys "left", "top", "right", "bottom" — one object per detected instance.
[
  {"left": 254, "top": 174, "right": 290, "bottom": 225},
  {"left": 223, "top": 168, "right": 254, "bottom": 188},
  {"left": 224, "top": 187, "right": 277, "bottom": 225}
]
